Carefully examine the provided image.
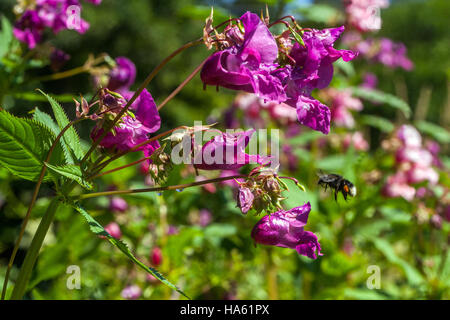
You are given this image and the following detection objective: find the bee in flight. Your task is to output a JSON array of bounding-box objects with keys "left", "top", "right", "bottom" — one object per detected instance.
[{"left": 317, "top": 171, "right": 356, "bottom": 201}]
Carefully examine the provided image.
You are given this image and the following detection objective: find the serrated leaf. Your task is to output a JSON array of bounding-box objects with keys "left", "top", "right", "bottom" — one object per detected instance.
[
  {"left": 37, "top": 89, "right": 84, "bottom": 160},
  {"left": 32, "top": 107, "right": 75, "bottom": 164},
  {"left": 72, "top": 203, "right": 190, "bottom": 299},
  {"left": 351, "top": 87, "right": 411, "bottom": 118},
  {"left": 415, "top": 121, "right": 450, "bottom": 144},
  {"left": 0, "top": 110, "right": 64, "bottom": 181},
  {"left": 45, "top": 163, "right": 92, "bottom": 190}
]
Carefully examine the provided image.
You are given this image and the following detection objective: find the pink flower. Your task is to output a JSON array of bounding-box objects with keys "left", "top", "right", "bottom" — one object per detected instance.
[
  {"left": 407, "top": 165, "right": 439, "bottom": 185},
  {"left": 345, "top": 0, "right": 390, "bottom": 32},
  {"left": 150, "top": 247, "right": 162, "bottom": 266},
  {"left": 104, "top": 222, "right": 122, "bottom": 239},
  {"left": 109, "top": 197, "right": 128, "bottom": 213},
  {"left": 198, "top": 209, "right": 213, "bottom": 227},
  {"left": 396, "top": 147, "right": 433, "bottom": 167},
  {"left": 343, "top": 132, "right": 369, "bottom": 151},
  {"left": 383, "top": 172, "right": 416, "bottom": 201},
  {"left": 397, "top": 125, "right": 422, "bottom": 148},
  {"left": 121, "top": 285, "right": 141, "bottom": 300},
  {"left": 328, "top": 88, "right": 363, "bottom": 129}
]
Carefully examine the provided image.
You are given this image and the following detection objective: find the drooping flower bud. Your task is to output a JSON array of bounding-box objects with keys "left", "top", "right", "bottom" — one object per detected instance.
[
  {"left": 237, "top": 186, "right": 254, "bottom": 214},
  {"left": 104, "top": 222, "right": 122, "bottom": 239},
  {"left": 150, "top": 247, "right": 163, "bottom": 266}
]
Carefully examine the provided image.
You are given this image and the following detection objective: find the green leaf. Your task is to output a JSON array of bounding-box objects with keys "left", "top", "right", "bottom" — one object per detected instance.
[
  {"left": 351, "top": 87, "right": 411, "bottom": 118},
  {"left": 0, "top": 110, "right": 64, "bottom": 181},
  {"left": 372, "top": 238, "right": 424, "bottom": 286},
  {"left": 72, "top": 203, "right": 190, "bottom": 299},
  {"left": 297, "top": 4, "right": 342, "bottom": 24},
  {"left": 0, "top": 15, "right": 13, "bottom": 59},
  {"left": 37, "top": 89, "right": 84, "bottom": 160},
  {"left": 45, "top": 163, "right": 92, "bottom": 190},
  {"left": 361, "top": 115, "right": 395, "bottom": 133},
  {"left": 32, "top": 107, "right": 75, "bottom": 165},
  {"left": 415, "top": 121, "right": 450, "bottom": 144}
]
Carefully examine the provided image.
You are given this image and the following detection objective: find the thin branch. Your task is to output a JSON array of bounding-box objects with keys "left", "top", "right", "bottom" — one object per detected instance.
[{"left": 74, "top": 175, "right": 247, "bottom": 201}]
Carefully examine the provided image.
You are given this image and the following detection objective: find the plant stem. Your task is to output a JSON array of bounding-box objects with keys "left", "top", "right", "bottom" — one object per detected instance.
[
  {"left": 1, "top": 117, "right": 85, "bottom": 300},
  {"left": 80, "top": 38, "right": 203, "bottom": 166},
  {"left": 9, "top": 198, "right": 60, "bottom": 299},
  {"left": 33, "top": 55, "right": 108, "bottom": 82},
  {"left": 74, "top": 175, "right": 246, "bottom": 201},
  {"left": 88, "top": 126, "right": 184, "bottom": 178},
  {"left": 89, "top": 155, "right": 152, "bottom": 180},
  {"left": 157, "top": 57, "right": 208, "bottom": 111}
]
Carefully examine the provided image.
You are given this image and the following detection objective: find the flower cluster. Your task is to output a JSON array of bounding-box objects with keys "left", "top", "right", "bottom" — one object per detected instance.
[
  {"left": 382, "top": 125, "right": 440, "bottom": 201},
  {"left": 90, "top": 88, "right": 161, "bottom": 156},
  {"left": 201, "top": 12, "right": 357, "bottom": 134},
  {"left": 343, "top": 34, "right": 413, "bottom": 71},
  {"left": 343, "top": 0, "right": 390, "bottom": 33},
  {"left": 13, "top": 0, "right": 101, "bottom": 49}
]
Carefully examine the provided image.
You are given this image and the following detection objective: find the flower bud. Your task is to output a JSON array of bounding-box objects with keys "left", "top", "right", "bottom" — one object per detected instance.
[
  {"left": 237, "top": 186, "right": 254, "bottom": 214},
  {"left": 150, "top": 247, "right": 163, "bottom": 266}
]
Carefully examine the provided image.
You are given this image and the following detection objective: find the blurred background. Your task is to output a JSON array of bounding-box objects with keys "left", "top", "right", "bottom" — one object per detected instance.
[{"left": 0, "top": 0, "right": 448, "bottom": 299}]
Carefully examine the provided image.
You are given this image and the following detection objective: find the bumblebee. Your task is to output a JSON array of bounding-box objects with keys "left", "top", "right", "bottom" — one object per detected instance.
[{"left": 317, "top": 171, "right": 356, "bottom": 201}]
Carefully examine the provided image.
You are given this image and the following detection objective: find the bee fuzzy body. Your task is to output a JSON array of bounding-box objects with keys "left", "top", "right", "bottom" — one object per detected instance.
[{"left": 317, "top": 172, "right": 356, "bottom": 201}]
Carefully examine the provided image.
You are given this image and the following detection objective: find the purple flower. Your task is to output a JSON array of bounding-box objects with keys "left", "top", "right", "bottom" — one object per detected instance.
[
  {"left": 283, "top": 27, "right": 357, "bottom": 134},
  {"left": 237, "top": 186, "right": 254, "bottom": 214},
  {"left": 167, "top": 225, "right": 179, "bottom": 236},
  {"left": 362, "top": 72, "right": 378, "bottom": 89},
  {"left": 107, "top": 57, "right": 137, "bottom": 92},
  {"left": 121, "top": 285, "right": 141, "bottom": 300},
  {"left": 50, "top": 48, "right": 70, "bottom": 71},
  {"left": 354, "top": 38, "right": 414, "bottom": 71},
  {"left": 109, "top": 197, "right": 128, "bottom": 213},
  {"left": 193, "top": 129, "right": 270, "bottom": 170},
  {"left": 291, "top": 95, "right": 331, "bottom": 134},
  {"left": 198, "top": 209, "right": 213, "bottom": 227},
  {"left": 91, "top": 89, "right": 161, "bottom": 153},
  {"left": 13, "top": 11, "right": 44, "bottom": 49},
  {"left": 251, "top": 203, "right": 322, "bottom": 259},
  {"left": 84, "top": 0, "right": 102, "bottom": 4},
  {"left": 201, "top": 13, "right": 356, "bottom": 135},
  {"left": 201, "top": 12, "right": 286, "bottom": 103},
  {"left": 13, "top": 1, "right": 93, "bottom": 48}
]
